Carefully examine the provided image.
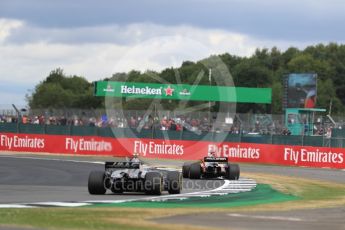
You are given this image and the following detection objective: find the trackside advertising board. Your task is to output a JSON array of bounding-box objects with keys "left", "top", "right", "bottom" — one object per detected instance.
[
  {"left": 0, "top": 132, "right": 344, "bottom": 169},
  {"left": 94, "top": 81, "right": 272, "bottom": 104}
]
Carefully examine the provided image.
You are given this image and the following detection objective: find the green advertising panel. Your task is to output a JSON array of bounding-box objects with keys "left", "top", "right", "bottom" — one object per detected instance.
[{"left": 94, "top": 81, "right": 271, "bottom": 103}]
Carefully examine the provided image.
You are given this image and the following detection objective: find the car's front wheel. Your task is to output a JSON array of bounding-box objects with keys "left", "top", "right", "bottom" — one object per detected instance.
[
  {"left": 145, "top": 172, "right": 163, "bottom": 195},
  {"left": 189, "top": 163, "right": 201, "bottom": 179},
  {"left": 182, "top": 162, "right": 191, "bottom": 178},
  {"left": 227, "top": 164, "right": 240, "bottom": 180},
  {"left": 167, "top": 171, "right": 182, "bottom": 194}
]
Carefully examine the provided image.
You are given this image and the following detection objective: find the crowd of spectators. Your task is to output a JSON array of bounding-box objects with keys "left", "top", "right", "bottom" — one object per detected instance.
[
  {"left": 0, "top": 113, "right": 212, "bottom": 131},
  {"left": 0, "top": 111, "right": 335, "bottom": 136},
  {"left": 0, "top": 112, "right": 244, "bottom": 134},
  {"left": 0, "top": 115, "right": 17, "bottom": 123}
]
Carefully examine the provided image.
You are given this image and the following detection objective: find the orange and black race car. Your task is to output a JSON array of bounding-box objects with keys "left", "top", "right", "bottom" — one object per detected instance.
[{"left": 182, "top": 156, "right": 240, "bottom": 180}]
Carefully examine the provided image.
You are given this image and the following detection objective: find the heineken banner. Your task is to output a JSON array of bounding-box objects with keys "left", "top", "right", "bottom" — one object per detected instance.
[{"left": 94, "top": 81, "right": 272, "bottom": 103}]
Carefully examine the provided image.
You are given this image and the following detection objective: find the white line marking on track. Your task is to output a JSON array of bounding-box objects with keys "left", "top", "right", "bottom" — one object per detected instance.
[
  {"left": 30, "top": 202, "right": 91, "bottom": 207},
  {"left": 85, "top": 179, "right": 247, "bottom": 204},
  {"left": 0, "top": 204, "right": 34, "bottom": 208},
  {"left": 227, "top": 213, "right": 303, "bottom": 222},
  {"left": 223, "top": 184, "right": 256, "bottom": 187}
]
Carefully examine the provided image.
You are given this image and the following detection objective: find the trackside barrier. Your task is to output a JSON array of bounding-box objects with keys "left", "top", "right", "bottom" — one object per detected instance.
[{"left": 0, "top": 132, "right": 344, "bottom": 169}]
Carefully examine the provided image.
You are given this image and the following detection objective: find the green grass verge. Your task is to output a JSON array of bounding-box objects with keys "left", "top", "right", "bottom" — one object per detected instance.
[
  {"left": 1, "top": 173, "right": 345, "bottom": 230},
  {"left": 0, "top": 208, "right": 163, "bottom": 230}
]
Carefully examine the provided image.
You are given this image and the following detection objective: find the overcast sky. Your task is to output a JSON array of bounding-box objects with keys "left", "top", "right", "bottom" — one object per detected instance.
[{"left": 1, "top": 0, "right": 344, "bottom": 107}]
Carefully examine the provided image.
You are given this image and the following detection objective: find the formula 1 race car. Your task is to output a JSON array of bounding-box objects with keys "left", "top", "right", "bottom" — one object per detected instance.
[
  {"left": 88, "top": 157, "right": 182, "bottom": 195},
  {"left": 182, "top": 157, "right": 240, "bottom": 180}
]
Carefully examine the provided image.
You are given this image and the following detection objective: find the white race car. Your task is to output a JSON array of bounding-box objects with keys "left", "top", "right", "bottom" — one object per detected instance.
[{"left": 88, "top": 157, "right": 182, "bottom": 195}]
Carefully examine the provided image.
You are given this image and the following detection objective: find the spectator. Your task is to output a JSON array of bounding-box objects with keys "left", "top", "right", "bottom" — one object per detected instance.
[
  {"left": 22, "top": 115, "right": 28, "bottom": 124},
  {"left": 129, "top": 116, "right": 137, "bottom": 128},
  {"left": 325, "top": 127, "right": 332, "bottom": 139},
  {"left": 88, "top": 117, "right": 96, "bottom": 127},
  {"left": 282, "top": 128, "right": 291, "bottom": 135},
  {"left": 60, "top": 116, "right": 67, "bottom": 126},
  {"left": 169, "top": 119, "right": 177, "bottom": 131},
  {"left": 176, "top": 122, "right": 182, "bottom": 131},
  {"left": 38, "top": 115, "right": 45, "bottom": 125},
  {"left": 32, "top": 116, "right": 39, "bottom": 124}
]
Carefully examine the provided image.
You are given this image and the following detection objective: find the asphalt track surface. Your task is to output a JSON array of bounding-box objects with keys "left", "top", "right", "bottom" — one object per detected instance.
[
  {"left": 1, "top": 153, "right": 345, "bottom": 230},
  {"left": 0, "top": 154, "right": 227, "bottom": 204}
]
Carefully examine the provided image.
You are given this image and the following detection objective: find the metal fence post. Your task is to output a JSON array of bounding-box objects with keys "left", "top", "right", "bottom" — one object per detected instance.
[
  {"left": 180, "top": 125, "right": 184, "bottom": 141},
  {"left": 270, "top": 133, "right": 273, "bottom": 144},
  {"left": 301, "top": 134, "right": 304, "bottom": 146},
  {"left": 16, "top": 121, "right": 20, "bottom": 134},
  {"left": 151, "top": 125, "right": 154, "bottom": 139}
]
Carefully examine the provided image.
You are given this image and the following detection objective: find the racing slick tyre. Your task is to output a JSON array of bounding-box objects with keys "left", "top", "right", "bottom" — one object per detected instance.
[
  {"left": 182, "top": 162, "right": 192, "bottom": 178},
  {"left": 88, "top": 171, "right": 106, "bottom": 195},
  {"left": 145, "top": 172, "right": 163, "bottom": 195},
  {"left": 189, "top": 163, "right": 201, "bottom": 179},
  {"left": 167, "top": 171, "right": 182, "bottom": 194},
  {"left": 227, "top": 164, "right": 240, "bottom": 180}
]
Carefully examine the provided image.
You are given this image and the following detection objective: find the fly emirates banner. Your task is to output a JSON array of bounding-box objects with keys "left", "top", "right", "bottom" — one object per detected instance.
[{"left": 0, "top": 132, "right": 344, "bottom": 169}]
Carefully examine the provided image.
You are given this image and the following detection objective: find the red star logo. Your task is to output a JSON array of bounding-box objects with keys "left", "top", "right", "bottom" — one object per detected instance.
[{"left": 164, "top": 85, "right": 174, "bottom": 96}]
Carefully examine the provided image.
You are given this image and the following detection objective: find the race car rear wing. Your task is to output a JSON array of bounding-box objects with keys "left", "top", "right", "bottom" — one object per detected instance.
[
  {"left": 105, "top": 161, "right": 140, "bottom": 169},
  {"left": 203, "top": 157, "right": 228, "bottom": 162}
]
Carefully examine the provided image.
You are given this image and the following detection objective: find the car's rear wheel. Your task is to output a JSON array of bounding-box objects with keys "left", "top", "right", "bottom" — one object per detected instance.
[
  {"left": 167, "top": 171, "right": 182, "bottom": 194},
  {"left": 227, "top": 164, "right": 240, "bottom": 180},
  {"left": 189, "top": 163, "right": 201, "bottom": 179},
  {"left": 145, "top": 172, "right": 163, "bottom": 195},
  {"left": 182, "top": 162, "right": 191, "bottom": 178},
  {"left": 88, "top": 171, "right": 106, "bottom": 195}
]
